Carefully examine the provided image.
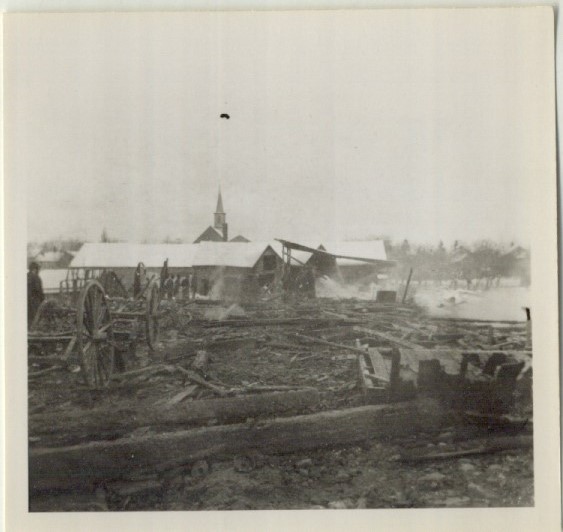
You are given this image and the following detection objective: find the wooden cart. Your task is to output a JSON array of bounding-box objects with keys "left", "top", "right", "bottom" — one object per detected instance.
[
  {"left": 108, "top": 277, "right": 162, "bottom": 351},
  {"left": 29, "top": 278, "right": 162, "bottom": 389},
  {"left": 28, "top": 280, "right": 118, "bottom": 389}
]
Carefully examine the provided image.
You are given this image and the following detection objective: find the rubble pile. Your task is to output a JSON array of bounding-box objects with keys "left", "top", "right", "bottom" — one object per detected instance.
[{"left": 28, "top": 296, "right": 533, "bottom": 511}]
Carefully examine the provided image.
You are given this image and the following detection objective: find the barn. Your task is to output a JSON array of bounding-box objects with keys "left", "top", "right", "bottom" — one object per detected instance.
[{"left": 192, "top": 242, "right": 282, "bottom": 301}]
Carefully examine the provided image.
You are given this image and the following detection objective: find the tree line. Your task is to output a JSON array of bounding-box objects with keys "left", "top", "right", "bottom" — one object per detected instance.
[{"left": 386, "top": 239, "right": 530, "bottom": 287}]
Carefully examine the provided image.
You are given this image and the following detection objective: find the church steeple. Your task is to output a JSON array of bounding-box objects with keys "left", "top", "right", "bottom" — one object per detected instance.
[
  {"left": 214, "top": 188, "right": 226, "bottom": 232},
  {"left": 215, "top": 189, "right": 225, "bottom": 215}
]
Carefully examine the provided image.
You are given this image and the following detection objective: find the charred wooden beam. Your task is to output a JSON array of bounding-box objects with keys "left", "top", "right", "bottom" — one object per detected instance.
[
  {"left": 30, "top": 398, "right": 450, "bottom": 492},
  {"left": 29, "top": 389, "right": 321, "bottom": 446}
]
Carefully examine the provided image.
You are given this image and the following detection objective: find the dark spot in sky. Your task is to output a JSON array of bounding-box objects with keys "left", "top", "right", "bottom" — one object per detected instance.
[{"left": 220, "top": 113, "right": 230, "bottom": 119}]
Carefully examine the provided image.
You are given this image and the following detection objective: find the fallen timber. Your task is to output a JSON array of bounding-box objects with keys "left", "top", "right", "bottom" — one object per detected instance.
[
  {"left": 30, "top": 398, "right": 452, "bottom": 492},
  {"left": 29, "top": 389, "right": 321, "bottom": 447},
  {"left": 399, "top": 434, "right": 533, "bottom": 462},
  {"left": 425, "top": 316, "right": 526, "bottom": 326},
  {"left": 201, "top": 317, "right": 363, "bottom": 328}
]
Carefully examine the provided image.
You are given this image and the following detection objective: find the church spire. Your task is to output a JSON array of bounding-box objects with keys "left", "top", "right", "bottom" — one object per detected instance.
[
  {"left": 215, "top": 187, "right": 225, "bottom": 214},
  {"left": 214, "top": 188, "right": 226, "bottom": 235}
]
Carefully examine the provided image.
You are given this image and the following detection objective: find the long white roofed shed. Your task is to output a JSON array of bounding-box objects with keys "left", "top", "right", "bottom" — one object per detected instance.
[{"left": 70, "top": 243, "right": 200, "bottom": 269}]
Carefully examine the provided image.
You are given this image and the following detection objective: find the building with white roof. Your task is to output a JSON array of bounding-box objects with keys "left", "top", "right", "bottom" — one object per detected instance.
[{"left": 191, "top": 242, "right": 282, "bottom": 300}]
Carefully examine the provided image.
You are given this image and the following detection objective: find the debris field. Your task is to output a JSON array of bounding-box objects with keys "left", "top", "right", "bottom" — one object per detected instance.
[{"left": 28, "top": 297, "right": 533, "bottom": 511}]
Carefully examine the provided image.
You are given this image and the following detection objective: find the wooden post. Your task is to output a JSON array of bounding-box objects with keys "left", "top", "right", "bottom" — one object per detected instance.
[
  {"left": 524, "top": 307, "right": 532, "bottom": 349},
  {"left": 402, "top": 268, "right": 413, "bottom": 304}
]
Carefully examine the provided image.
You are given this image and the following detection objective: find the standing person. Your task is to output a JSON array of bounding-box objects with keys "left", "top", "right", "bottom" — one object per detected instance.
[
  {"left": 133, "top": 262, "right": 146, "bottom": 298},
  {"left": 160, "top": 259, "right": 169, "bottom": 292},
  {"left": 172, "top": 274, "right": 179, "bottom": 299},
  {"left": 27, "top": 262, "right": 44, "bottom": 326},
  {"left": 190, "top": 273, "right": 197, "bottom": 299},
  {"left": 180, "top": 276, "right": 189, "bottom": 300},
  {"left": 164, "top": 275, "right": 174, "bottom": 300}
]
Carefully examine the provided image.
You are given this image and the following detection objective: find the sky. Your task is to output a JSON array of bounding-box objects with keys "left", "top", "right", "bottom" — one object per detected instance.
[{"left": 5, "top": 10, "right": 554, "bottom": 246}]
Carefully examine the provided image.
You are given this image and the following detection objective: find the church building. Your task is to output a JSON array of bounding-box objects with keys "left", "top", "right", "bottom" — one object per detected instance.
[{"left": 193, "top": 189, "right": 249, "bottom": 244}]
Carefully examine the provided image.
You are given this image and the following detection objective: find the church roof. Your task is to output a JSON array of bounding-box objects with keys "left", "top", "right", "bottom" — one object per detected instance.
[
  {"left": 193, "top": 226, "right": 224, "bottom": 244},
  {"left": 230, "top": 235, "right": 250, "bottom": 243}
]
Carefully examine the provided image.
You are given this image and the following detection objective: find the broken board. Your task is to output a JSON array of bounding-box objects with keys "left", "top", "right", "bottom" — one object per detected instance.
[{"left": 357, "top": 348, "right": 390, "bottom": 403}]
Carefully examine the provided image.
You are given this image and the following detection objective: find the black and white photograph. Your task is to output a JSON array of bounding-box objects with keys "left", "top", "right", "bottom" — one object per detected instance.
[{"left": 3, "top": 6, "right": 560, "bottom": 531}]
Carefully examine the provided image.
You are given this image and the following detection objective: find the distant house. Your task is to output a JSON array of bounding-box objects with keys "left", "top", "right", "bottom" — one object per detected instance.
[
  {"left": 501, "top": 245, "right": 530, "bottom": 285},
  {"left": 192, "top": 242, "right": 282, "bottom": 301},
  {"left": 33, "top": 250, "right": 74, "bottom": 269}
]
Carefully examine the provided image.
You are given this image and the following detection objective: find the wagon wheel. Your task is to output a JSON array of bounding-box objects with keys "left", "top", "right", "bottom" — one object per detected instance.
[
  {"left": 145, "top": 279, "right": 161, "bottom": 350},
  {"left": 76, "top": 280, "right": 115, "bottom": 389}
]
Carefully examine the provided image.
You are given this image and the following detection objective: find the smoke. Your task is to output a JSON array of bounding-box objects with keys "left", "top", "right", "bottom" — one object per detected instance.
[
  {"left": 315, "top": 276, "right": 378, "bottom": 300},
  {"left": 412, "top": 284, "right": 530, "bottom": 321},
  {"left": 204, "top": 303, "right": 247, "bottom": 321},
  {"left": 208, "top": 272, "right": 225, "bottom": 300}
]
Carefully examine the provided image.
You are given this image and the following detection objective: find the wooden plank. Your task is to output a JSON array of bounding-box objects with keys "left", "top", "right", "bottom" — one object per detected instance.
[
  {"left": 366, "top": 348, "right": 390, "bottom": 382},
  {"left": 399, "top": 435, "right": 533, "bottom": 462},
  {"left": 30, "top": 399, "right": 449, "bottom": 491},
  {"left": 357, "top": 350, "right": 389, "bottom": 403},
  {"left": 353, "top": 326, "right": 428, "bottom": 351},
  {"left": 29, "top": 366, "right": 64, "bottom": 378},
  {"left": 357, "top": 353, "right": 372, "bottom": 393},
  {"left": 28, "top": 335, "right": 75, "bottom": 342},
  {"left": 62, "top": 336, "right": 77, "bottom": 361},
  {"left": 162, "top": 385, "right": 198, "bottom": 407}
]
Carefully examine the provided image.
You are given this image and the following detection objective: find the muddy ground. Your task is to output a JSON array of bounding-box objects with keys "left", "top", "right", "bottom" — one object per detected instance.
[{"left": 28, "top": 297, "right": 533, "bottom": 511}]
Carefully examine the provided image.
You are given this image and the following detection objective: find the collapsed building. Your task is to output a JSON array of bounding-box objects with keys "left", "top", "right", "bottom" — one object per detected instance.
[{"left": 277, "top": 239, "right": 396, "bottom": 300}]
